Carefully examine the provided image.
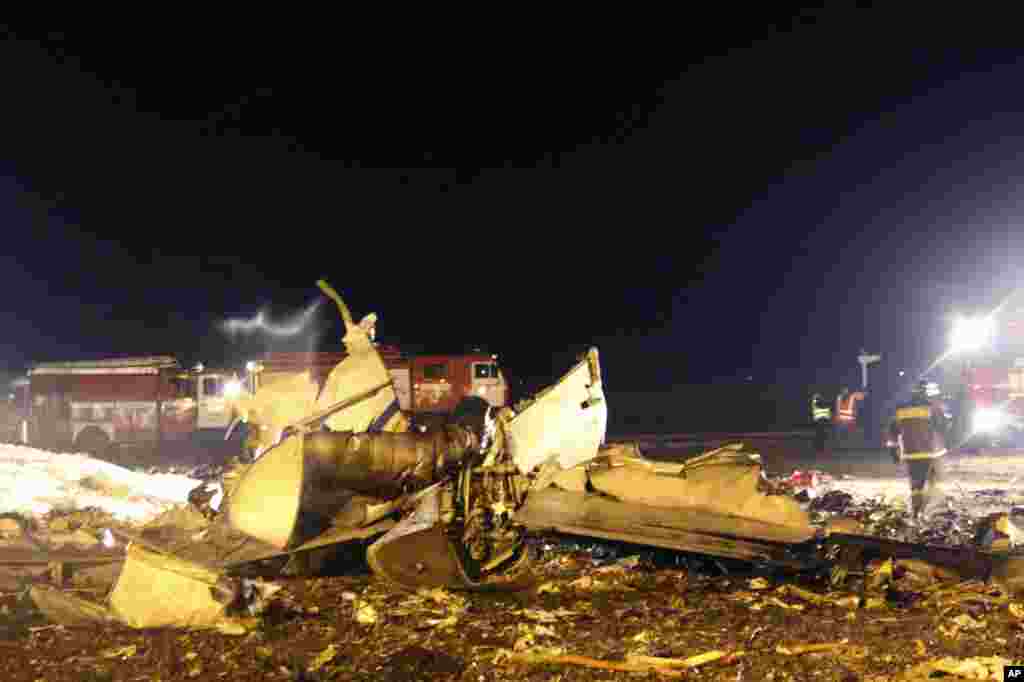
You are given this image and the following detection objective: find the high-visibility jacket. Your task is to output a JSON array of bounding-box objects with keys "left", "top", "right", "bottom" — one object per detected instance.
[
  {"left": 811, "top": 398, "right": 831, "bottom": 422},
  {"left": 835, "top": 392, "right": 864, "bottom": 425},
  {"left": 890, "top": 400, "right": 947, "bottom": 460}
]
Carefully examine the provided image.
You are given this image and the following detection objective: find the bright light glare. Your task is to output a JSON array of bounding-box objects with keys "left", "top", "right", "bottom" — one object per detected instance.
[
  {"left": 223, "top": 379, "right": 242, "bottom": 399},
  {"left": 950, "top": 315, "right": 996, "bottom": 354},
  {"left": 973, "top": 406, "right": 1007, "bottom": 434},
  {"left": 246, "top": 361, "right": 257, "bottom": 372}
]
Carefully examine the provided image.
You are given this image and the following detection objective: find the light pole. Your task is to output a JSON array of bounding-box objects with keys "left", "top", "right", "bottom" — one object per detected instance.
[
  {"left": 858, "top": 350, "right": 881, "bottom": 390},
  {"left": 856, "top": 350, "right": 881, "bottom": 445}
]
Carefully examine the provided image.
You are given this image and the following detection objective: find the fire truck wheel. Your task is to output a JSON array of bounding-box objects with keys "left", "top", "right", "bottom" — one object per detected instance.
[{"left": 74, "top": 427, "right": 111, "bottom": 458}]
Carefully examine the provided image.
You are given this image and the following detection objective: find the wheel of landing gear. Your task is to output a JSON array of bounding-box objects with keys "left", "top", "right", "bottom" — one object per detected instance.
[{"left": 74, "top": 426, "right": 112, "bottom": 459}]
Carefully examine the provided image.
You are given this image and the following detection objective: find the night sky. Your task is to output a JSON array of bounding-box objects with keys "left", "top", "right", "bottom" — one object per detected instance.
[{"left": 4, "top": 16, "right": 1024, "bottom": 405}]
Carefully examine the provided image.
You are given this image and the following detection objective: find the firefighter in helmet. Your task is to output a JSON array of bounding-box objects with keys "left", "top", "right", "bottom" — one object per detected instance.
[{"left": 889, "top": 379, "right": 948, "bottom": 519}]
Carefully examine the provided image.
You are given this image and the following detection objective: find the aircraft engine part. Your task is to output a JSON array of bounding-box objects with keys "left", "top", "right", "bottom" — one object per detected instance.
[{"left": 303, "top": 425, "right": 482, "bottom": 499}]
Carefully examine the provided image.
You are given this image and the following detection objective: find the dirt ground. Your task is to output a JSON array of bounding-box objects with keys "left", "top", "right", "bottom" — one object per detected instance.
[{"left": 2, "top": 438, "right": 1024, "bottom": 681}]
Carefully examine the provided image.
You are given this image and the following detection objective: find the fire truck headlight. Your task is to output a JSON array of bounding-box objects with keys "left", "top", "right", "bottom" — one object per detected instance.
[
  {"left": 974, "top": 407, "right": 1007, "bottom": 434},
  {"left": 224, "top": 379, "right": 243, "bottom": 399},
  {"left": 951, "top": 315, "right": 996, "bottom": 354}
]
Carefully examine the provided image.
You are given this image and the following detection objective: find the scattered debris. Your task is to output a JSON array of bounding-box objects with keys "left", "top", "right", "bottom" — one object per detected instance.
[
  {"left": 626, "top": 650, "right": 745, "bottom": 669},
  {"left": 776, "top": 640, "right": 850, "bottom": 655},
  {"left": 810, "top": 490, "right": 854, "bottom": 513},
  {"left": 307, "top": 644, "right": 337, "bottom": 673},
  {"left": 354, "top": 600, "right": 378, "bottom": 625},
  {"left": 503, "top": 649, "right": 744, "bottom": 677},
  {"left": 100, "top": 644, "right": 137, "bottom": 659},
  {"left": 974, "top": 512, "right": 1020, "bottom": 551}
]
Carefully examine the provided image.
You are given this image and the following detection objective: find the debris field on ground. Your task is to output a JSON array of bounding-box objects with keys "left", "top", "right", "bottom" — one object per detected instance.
[{"left": 0, "top": 445, "right": 1022, "bottom": 679}]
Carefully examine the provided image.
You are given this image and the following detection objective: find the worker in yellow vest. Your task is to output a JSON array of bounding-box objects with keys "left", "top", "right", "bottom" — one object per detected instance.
[{"left": 888, "top": 380, "right": 947, "bottom": 519}]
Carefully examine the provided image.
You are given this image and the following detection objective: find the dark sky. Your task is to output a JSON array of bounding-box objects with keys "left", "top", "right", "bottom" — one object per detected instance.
[{"left": 4, "top": 14, "right": 1024, "bottom": 401}]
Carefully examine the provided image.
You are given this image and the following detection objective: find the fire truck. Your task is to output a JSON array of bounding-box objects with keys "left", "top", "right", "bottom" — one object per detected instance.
[
  {"left": 958, "top": 359, "right": 1024, "bottom": 448},
  {"left": 0, "top": 377, "right": 29, "bottom": 443},
  {"left": 249, "top": 346, "right": 509, "bottom": 417},
  {"left": 20, "top": 356, "right": 244, "bottom": 456}
]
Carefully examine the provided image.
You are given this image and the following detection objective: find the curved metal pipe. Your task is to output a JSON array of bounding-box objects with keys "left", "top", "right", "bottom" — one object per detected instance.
[
  {"left": 316, "top": 279, "right": 355, "bottom": 329},
  {"left": 303, "top": 426, "right": 480, "bottom": 499}
]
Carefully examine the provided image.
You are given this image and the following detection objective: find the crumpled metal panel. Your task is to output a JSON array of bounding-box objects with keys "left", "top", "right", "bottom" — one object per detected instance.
[
  {"left": 108, "top": 543, "right": 232, "bottom": 630},
  {"left": 506, "top": 347, "right": 608, "bottom": 475},
  {"left": 586, "top": 448, "right": 812, "bottom": 530},
  {"left": 366, "top": 483, "right": 467, "bottom": 591},
  {"left": 517, "top": 487, "right": 816, "bottom": 562},
  {"left": 226, "top": 434, "right": 305, "bottom": 550},
  {"left": 228, "top": 370, "right": 321, "bottom": 448},
  {"left": 318, "top": 314, "right": 400, "bottom": 434}
]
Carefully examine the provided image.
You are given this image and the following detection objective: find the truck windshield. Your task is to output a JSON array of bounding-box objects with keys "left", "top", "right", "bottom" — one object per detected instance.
[
  {"left": 474, "top": 363, "right": 500, "bottom": 379},
  {"left": 423, "top": 364, "right": 447, "bottom": 380},
  {"left": 202, "top": 377, "right": 223, "bottom": 397},
  {"left": 172, "top": 378, "right": 195, "bottom": 399}
]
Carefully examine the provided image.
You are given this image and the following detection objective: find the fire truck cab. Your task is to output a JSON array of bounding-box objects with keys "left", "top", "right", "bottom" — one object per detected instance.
[
  {"left": 0, "top": 377, "right": 29, "bottom": 443},
  {"left": 23, "top": 356, "right": 243, "bottom": 456},
  {"left": 248, "top": 347, "right": 509, "bottom": 418}
]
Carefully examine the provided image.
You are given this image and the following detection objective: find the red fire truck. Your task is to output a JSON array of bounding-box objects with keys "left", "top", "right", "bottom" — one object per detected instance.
[
  {"left": 250, "top": 346, "right": 509, "bottom": 416},
  {"left": 0, "top": 377, "right": 30, "bottom": 443},
  {"left": 959, "top": 359, "right": 1024, "bottom": 447},
  {"left": 22, "top": 356, "right": 243, "bottom": 456}
]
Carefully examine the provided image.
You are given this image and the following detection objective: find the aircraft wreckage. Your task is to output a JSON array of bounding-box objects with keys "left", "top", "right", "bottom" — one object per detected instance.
[{"left": 26, "top": 280, "right": 1024, "bottom": 631}]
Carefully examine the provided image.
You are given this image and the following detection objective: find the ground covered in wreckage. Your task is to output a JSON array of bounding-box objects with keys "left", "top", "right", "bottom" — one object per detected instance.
[
  {"left": 2, "top": 449, "right": 1024, "bottom": 680},
  {"left": 1, "top": 537, "right": 1023, "bottom": 681}
]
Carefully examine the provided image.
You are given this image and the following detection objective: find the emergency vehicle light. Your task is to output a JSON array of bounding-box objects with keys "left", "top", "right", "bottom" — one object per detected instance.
[
  {"left": 973, "top": 406, "right": 1008, "bottom": 434},
  {"left": 951, "top": 315, "right": 995, "bottom": 354},
  {"left": 224, "top": 379, "right": 243, "bottom": 399}
]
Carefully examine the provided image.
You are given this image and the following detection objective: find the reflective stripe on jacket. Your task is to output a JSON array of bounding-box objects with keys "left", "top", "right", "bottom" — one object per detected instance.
[
  {"left": 892, "top": 404, "right": 946, "bottom": 460},
  {"left": 902, "top": 448, "right": 947, "bottom": 460}
]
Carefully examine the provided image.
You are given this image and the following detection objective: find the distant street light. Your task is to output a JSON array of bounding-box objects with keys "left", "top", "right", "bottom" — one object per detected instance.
[
  {"left": 857, "top": 350, "right": 881, "bottom": 389},
  {"left": 899, "top": 370, "right": 905, "bottom": 377},
  {"left": 950, "top": 315, "right": 996, "bottom": 355}
]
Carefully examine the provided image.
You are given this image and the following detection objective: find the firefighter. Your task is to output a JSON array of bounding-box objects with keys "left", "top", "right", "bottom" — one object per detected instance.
[
  {"left": 811, "top": 393, "right": 831, "bottom": 451},
  {"left": 889, "top": 380, "right": 948, "bottom": 520}
]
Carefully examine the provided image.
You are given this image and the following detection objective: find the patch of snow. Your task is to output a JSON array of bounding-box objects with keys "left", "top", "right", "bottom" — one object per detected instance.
[{"left": 0, "top": 443, "right": 200, "bottom": 523}]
